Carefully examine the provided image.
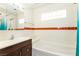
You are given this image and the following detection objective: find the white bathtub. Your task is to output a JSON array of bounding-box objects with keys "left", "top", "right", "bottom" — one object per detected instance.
[
  {"left": 32, "top": 48, "right": 58, "bottom": 56},
  {"left": 32, "top": 39, "right": 59, "bottom": 56},
  {"left": 32, "top": 37, "right": 76, "bottom": 56}
]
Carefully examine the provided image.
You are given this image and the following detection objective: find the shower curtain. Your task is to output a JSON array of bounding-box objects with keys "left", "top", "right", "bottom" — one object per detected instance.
[{"left": 0, "top": 17, "right": 7, "bottom": 30}]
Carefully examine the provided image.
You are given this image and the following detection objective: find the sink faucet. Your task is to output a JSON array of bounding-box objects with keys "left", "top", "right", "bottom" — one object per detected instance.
[{"left": 10, "top": 34, "right": 14, "bottom": 40}]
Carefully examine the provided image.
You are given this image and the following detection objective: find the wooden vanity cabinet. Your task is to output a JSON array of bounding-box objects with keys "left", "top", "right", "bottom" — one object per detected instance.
[{"left": 0, "top": 39, "right": 32, "bottom": 56}]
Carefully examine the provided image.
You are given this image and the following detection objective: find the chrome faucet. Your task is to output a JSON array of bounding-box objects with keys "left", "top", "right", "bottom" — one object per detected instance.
[{"left": 10, "top": 34, "right": 14, "bottom": 40}]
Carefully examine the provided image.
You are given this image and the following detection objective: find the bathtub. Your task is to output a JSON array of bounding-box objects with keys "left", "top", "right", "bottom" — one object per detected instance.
[
  {"left": 32, "top": 48, "right": 58, "bottom": 56},
  {"left": 32, "top": 39, "right": 59, "bottom": 56},
  {"left": 32, "top": 37, "right": 76, "bottom": 56}
]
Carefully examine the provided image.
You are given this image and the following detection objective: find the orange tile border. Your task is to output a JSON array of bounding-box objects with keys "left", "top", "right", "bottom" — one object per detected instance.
[
  {"left": 15, "top": 28, "right": 24, "bottom": 30},
  {"left": 15, "top": 27, "right": 77, "bottom": 30}
]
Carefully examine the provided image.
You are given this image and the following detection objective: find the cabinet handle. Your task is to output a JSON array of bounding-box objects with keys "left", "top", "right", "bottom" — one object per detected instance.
[{"left": 27, "top": 49, "right": 29, "bottom": 52}]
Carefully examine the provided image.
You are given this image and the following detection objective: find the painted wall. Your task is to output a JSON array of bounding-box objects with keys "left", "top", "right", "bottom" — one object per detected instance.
[{"left": 32, "top": 3, "right": 77, "bottom": 55}]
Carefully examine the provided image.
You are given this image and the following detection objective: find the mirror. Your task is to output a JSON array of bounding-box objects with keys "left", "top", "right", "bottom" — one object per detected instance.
[{"left": 0, "top": 3, "right": 25, "bottom": 30}]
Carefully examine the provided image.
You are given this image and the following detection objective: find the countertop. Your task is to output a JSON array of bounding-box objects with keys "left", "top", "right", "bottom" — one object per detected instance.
[{"left": 0, "top": 37, "right": 31, "bottom": 49}]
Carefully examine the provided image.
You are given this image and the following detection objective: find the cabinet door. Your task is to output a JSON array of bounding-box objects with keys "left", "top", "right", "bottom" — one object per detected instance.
[
  {"left": 6, "top": 49, "right": 21, "bottom": 56},
  {"left": 26, "top": 45, "right": 32, "bottom": 56},
  {"left": 21, "top": 46, "right": 28, "bottom": 56}
]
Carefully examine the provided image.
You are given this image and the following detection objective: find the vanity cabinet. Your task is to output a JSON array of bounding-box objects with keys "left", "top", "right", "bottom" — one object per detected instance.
[{"left": 0, "top": 39, "right": 32, "bottom": 56}]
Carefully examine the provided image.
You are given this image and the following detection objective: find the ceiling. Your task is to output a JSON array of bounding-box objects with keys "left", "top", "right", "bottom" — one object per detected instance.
[
  {"left": 23, "top": 3, "right": 47, "bottom": 8},
  {"left": 0, "top": 3, "right": 47, "bottom": 14}
]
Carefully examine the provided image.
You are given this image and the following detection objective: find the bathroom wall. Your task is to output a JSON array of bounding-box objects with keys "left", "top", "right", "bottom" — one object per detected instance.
[
  {"left": 32, "top": 3, "right": 77, "bottom": 55},
  {"left": 0, "top": 31, "right": 10, "bottom": 41},
  {"left": 24, "top": 7, "right": 33, "bottom": 27}
]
